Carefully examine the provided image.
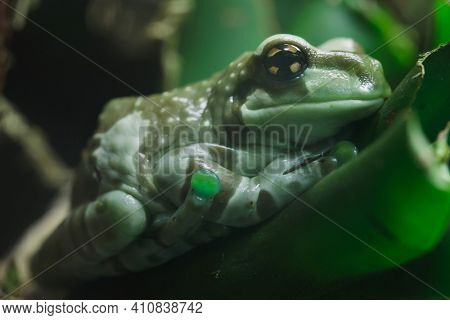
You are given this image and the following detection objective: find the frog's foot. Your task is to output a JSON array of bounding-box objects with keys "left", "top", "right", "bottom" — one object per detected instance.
[
  {"left": 279, "top": 140, "right": 357, "bottom": 187},
  {"left": 156, "top": 169, "right": 221, "bottom": 246},
  {"left": 98, "top": 170, "right": 223, "bottom": 273},
  {"left": 261, "top": 141, "right": 358, "bottom": 210},
  {"left": 283, "top": 141, "right": 358, "bottom": 175},
  {"left": 282, "top": 151, "right": 331, "bottom": 175},
  {"left": 75, "top": 190, "right": 147, "bottom": 260},
  {"left": 258, "top": 155, "right": 339, "bottom": 212},
  {"left": 30, "top": 190, "right": 147, "bottom": 283}
]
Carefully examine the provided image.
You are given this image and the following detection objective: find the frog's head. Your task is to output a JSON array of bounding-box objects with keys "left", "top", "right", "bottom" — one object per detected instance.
[{"left": 208, "top": 34, "right": 391, "bottom": 145}]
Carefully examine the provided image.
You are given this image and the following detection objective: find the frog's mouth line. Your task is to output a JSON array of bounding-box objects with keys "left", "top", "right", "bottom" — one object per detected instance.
[
  {"left": 240, "top": 98, "right": 384, "bottom": 126},
  {"left": 240, "top": 98, "right": 384, "bottom": 144}
]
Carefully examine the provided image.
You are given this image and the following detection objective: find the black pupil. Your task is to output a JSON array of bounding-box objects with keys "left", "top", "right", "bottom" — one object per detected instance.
[{"left": 263, "top": 44, "right": 307, "bottom": 81}]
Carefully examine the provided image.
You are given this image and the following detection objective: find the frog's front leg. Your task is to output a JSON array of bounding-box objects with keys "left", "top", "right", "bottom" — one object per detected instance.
[
  {"left": 217, "top": 154, "right": 339, "bottom": 227},
  {"left": 100, "top": 142, "right": 355, "bottom": 274},
  {"left": 30, "top": 190, "right": 147, "bottom": 284},
  {"left": 156, "top": 169, "right": 221, "bottom": 246},
  {"left": 153, "top": 143, "right": 341, "bottom": 228}
]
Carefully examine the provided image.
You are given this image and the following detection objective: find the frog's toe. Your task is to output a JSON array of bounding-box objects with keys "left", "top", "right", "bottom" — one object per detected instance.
[
  {"left": 329, "top": 141, "right": 358, "bottom": 166},
  {"left": 261, "top": 156, "right": 338, "bottom": 202},
  {"left": 82, "top": 190, "right": 147, "bottom": 260}
]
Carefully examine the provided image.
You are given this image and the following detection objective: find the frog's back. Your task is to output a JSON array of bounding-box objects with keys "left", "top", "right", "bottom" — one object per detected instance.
[
  {"left": 74, "top": 81, "right": 215, "bottom": 204},
  {"left": 96, "top": 96, "right": 138, "bottom": 134},
  {"left": 96, "top": 79, "right": 215, "bottom": 136}
]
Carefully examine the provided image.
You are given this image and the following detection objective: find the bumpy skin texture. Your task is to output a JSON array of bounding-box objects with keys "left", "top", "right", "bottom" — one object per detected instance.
[{"left": 29, "top": 34, "right": 390, "bottom": 287}]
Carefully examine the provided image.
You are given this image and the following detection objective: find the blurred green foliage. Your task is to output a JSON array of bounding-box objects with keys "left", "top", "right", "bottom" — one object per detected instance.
[
  {"left": 274, "top": 0, "right": 417, "bottom": 85},
  {"left": 434, "top": 0, "right": 450, "bottom": 46},
  {"left": 175, "top": 0, "right": 449, "bottom": 87},
  {"left": 177, "top": 0, "right": 273, "bottom": 85}
]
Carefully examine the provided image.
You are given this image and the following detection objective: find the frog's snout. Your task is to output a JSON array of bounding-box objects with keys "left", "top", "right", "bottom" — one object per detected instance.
[
  {"left": 369, "top": 58, "right": 392, "bottom": 99},
  {"left": 351, "top": 54, "right": 391, "bottom": 101}
]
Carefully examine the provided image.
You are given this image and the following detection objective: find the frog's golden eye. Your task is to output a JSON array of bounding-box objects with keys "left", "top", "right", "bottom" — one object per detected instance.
[{"left": 263, "top": 43, "right": 307, "bottom": 81}]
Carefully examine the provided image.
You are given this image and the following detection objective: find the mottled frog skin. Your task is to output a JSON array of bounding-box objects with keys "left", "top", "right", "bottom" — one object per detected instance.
[{"left": 28, "top": 34, "right": 390, "bottom": 288}]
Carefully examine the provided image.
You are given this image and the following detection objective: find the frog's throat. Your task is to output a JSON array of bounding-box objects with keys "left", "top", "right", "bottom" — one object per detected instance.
[{"left": 240, "top": 98, "right": 383, "bottom": 144}]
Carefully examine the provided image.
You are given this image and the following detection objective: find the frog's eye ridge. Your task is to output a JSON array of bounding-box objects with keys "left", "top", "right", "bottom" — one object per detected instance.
[{"left": 263, "top": 43, "right": 307, "bottom": 81}]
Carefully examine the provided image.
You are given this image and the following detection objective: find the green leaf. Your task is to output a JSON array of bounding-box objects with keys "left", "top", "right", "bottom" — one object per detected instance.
[
  {"left": 413, "top": 44, "right": 450, "bottom": 141},
  {"left": 273, "top": 0, "right": 417, "bottom": 85}
]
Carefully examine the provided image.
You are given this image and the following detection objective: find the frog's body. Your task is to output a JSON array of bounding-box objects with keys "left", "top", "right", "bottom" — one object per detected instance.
[{"left": 3, "top": 35, "right": 390, "bottom": 294}]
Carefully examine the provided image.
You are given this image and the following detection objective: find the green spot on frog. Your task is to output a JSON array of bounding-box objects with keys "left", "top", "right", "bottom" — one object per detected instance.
[{"left": 191, "top": 169, "right": 221, "bottom": 198}]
